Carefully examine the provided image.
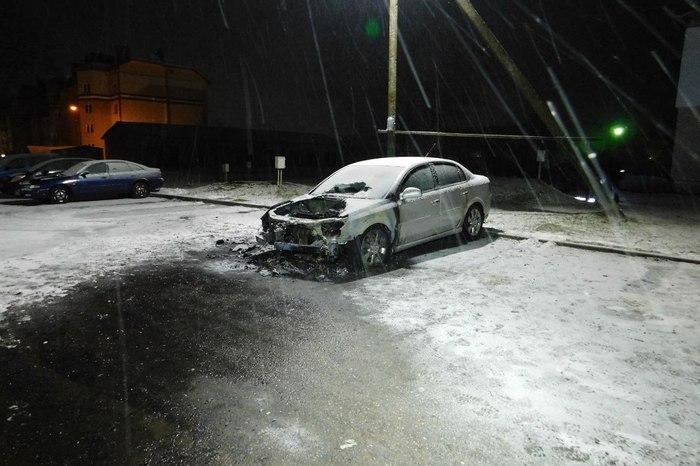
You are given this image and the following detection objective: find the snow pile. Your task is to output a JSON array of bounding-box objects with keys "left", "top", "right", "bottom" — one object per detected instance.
[
  {"left": 160, "top": 182, "right": 312, "bottom": 206},
  {"left": 490, "top": 177, "right": 594, "bottom": 211}
]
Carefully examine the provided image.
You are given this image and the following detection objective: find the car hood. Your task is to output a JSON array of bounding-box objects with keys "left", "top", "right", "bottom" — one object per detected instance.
[
  {"left": 33, "top": 171, "right": 67, "bottom": 181},
  {"left": 272, "top": 193, "right": 389, "bottom": 220},
  {"left": 35, "top": 174, "right": 77, "bottom": 184}
]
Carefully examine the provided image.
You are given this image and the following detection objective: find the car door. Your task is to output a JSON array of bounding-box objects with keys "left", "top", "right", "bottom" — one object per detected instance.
[
  {"left": 73, "top": 162, "right": 110, "bottom": 197},
  {"left": 432, "top": 162, "right": 469, "bottom": 230},
  {"left": 107, "top": 161, "right": 135, "bottom": 195},
  {"left": 396, "top": 164, "right": 447, "bottom": 246}
]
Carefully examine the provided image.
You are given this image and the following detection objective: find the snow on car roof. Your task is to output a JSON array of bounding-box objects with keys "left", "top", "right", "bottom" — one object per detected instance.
[{"left": 351, "top": 156, "right": 453, "bottom": 168}]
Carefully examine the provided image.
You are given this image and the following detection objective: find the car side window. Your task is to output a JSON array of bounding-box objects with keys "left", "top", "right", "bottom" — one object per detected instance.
[
  {"left": 84, "top": 162, "right": 108, "bottom": 174},
  {"left": 57, "top": 160, "right": 78, "bottom": 169},
  {"left": 108, "top": 162, "right": 132, "bottom": 173},
  {"left": 401, "top": 166, "right": 435, "bottom": 193},
  {"left": 433, "top": 163, "right": 466, "bottom": 187}
]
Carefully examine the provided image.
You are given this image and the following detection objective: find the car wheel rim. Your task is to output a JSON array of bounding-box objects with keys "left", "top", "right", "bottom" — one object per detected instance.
[
  {"left": 361, "top": 230, "right": 388, "bottom": 268},
  {"left": 136, "top": 184, "right": 146, "bottom": 196},
  {"left": 468, "top": 208, "right": 482, "bottom": 237},
  {"left": 53, "top": 189, "right": 67, "bottom": 203}
]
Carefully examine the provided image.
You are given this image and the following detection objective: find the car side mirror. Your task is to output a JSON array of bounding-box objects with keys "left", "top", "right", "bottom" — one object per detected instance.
[
  {"left": 79, "top": 172, "right": 87, "bottom": 178},
  {"left": 400, "top": 187, "right": 422, "bottom": 202}
]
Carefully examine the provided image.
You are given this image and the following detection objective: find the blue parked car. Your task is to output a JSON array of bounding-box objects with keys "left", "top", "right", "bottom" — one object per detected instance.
[
  {"left": 0, "top": 153, "right": 60, "bottom": 192},
  {"left": 10, "top": 157, "right": 93, "bottom": 196},
  {"left": 28, "top": 159, "right": 164, "bottom": 204}
]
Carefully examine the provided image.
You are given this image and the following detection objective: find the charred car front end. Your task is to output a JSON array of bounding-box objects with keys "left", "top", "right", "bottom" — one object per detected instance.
[
  {"left": 258, "top": 190, "right": 399, "bottom": 261},
  {"left": 259, "top": 196, "right": 350, "bottom": 258}
]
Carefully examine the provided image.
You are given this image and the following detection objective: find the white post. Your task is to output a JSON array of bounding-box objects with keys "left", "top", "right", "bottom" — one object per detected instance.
[{"left": 274, "top": 156, "right": 286, "bottom": 188}]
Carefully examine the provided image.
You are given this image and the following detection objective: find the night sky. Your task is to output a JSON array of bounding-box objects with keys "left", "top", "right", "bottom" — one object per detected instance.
[{"left": 0, "top": 0, "right": 691, "bottom": 144}]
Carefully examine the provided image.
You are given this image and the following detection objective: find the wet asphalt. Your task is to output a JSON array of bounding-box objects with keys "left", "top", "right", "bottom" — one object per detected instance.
[{"left": 0, "top": 249, "right": 463, "bottom": 465}]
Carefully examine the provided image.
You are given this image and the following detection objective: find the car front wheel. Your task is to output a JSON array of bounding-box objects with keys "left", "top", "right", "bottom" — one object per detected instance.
[
  {"left": 355, "top": 225, "right": 391, "bottom": 271},
  {"left": 132, "top": 181, "right": 150, "bottom": 198},
  {"left": 49, "top": 186, "right": 70, "bottom": 204},
  {"left": 462, "top": 205, "right": 483, "bottom": 240}
]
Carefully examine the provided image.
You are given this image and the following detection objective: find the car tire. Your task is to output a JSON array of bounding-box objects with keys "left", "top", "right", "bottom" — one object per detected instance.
[
  {"left": 49, "top": 186, "right": 70, "bottom": 204},
  {"left": 132, "top": 181, "right": 150, "bottom": 198},
  {"left": 352, "top": 225, "right": 391, "bottom": 272},
  {"left": 461, "top": 204, "right": 483, "bottom": 241}
]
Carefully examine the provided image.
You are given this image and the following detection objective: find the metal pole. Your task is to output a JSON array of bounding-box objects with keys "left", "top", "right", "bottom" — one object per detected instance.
[
  {"left": 454, "top": 0, "right": 560, "bottom": 139},
  {"left": 386, "top": 0, "right": 398, "bottom": 157},
  {"left": 454, "top": 0, "right": 622, "bottom": 218}
]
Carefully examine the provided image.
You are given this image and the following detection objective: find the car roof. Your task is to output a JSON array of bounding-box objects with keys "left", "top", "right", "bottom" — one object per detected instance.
[
  {"left": 34, "top": 157, "right": 89, "bottom": 167},
  {"left": 350, "top": 156, "right": 456, "bottom": 168}
]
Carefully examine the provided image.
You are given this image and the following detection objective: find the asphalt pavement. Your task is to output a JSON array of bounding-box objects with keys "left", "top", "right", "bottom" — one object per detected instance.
[{"left": 1, "top": 254, "right": 466, "bottom": 464}]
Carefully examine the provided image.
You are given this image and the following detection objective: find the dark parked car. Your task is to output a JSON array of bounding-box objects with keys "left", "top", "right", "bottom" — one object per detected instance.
[
  {"left": 9, "top": 157, "right": 92, "bottom": 196},
  {"left": 26, "top": 159, "right": 164, "bottom": 203},
  {"left": 0, "top": 153, "right": 62, "bottom": 192}
]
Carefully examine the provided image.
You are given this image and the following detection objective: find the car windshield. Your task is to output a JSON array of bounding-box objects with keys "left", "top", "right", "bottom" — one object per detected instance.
[
  {"left": 310, "top": 165, "right": 403, "bottom": 198},
  {"left": 28, "top": 159, "right": 56, "bottom": 171},
  {"left": 61, "top": 161, "right": 92, "bottom": 176}
]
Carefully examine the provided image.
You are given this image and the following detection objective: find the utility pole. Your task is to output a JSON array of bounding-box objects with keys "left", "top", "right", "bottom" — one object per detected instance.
[
  {"left": 454, "top": 0, "right": 559, "bottom": 138},
  {"left": 386, "top": 0, "right": 398, "bottom": 157},
  {"left": 454, "top": 0, "right": 622, "bottom": 218}
]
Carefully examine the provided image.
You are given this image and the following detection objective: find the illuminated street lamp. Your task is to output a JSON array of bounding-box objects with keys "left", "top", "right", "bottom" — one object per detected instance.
[
  {"left": 610, "top": 125, "right": 626, "bottom": 138},
  {"left": 69, "top": 104, "right": 78, "bottom": 112}
]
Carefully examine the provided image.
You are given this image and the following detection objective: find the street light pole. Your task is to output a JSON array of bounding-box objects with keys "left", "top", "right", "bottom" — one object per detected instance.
[{"left": 386, "top": 0, "right": 398, "bottom": 157}]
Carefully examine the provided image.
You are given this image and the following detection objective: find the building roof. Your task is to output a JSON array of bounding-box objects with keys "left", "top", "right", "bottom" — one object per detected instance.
[
  {"left": 101, "top": 122, "right": 336, "bottom": 143},
  {"left": 75, "top": 58, "right": 208, "bottom": 83}
]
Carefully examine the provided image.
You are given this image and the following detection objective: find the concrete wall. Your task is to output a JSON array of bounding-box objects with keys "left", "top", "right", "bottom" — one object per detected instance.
[{"left": 672, "top": 26, "right": 700, "bottom": 193}]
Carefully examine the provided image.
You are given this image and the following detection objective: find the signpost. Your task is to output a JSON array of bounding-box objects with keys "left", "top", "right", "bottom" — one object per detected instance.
[
  {"left": 222, "top": 163, "right": 230, "bottom": 183},
  {"left": 275, "top": 156, "right": 286, "bottom": 188},
  {"left": 536, "top": 149, "right": 546, "bottom": 180}
]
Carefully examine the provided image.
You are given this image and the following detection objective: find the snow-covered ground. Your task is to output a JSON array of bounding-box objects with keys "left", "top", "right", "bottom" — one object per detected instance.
[
  {"left": 343, "top": 237, "right": 700, "bottom": 464},
  {"left": 160, "top": 182, "right": 311, "bottom": 206},
  {"left": 0, "top": 197, "right": 261, "bottom": 317},
  {"left": 1, "top": 191, "right": 697, "bottom": 463}
]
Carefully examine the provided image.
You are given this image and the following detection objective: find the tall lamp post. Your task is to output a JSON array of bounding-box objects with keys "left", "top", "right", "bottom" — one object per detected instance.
[{"left": 386, "top": 0, "right": 398, "bottom": 157}]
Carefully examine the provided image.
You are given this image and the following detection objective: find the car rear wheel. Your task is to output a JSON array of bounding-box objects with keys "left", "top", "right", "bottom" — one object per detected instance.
[
  {"left": 461, "top": 205, "right": 483, "bottom": 240},
  {"left": 355, "top": 225, "right": 391, "bottom": 271},
  {"left": 132, "top": 181, "right": 150, "bottom": 198},
  {"left": 49, "top": 186, "right": 69, "bottom": 204}
]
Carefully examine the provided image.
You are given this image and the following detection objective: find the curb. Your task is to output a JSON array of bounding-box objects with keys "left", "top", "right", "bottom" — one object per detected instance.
[
  {"left": 152, "top": 192, "right": 271, "bottom": 210},
  {"left": 491, "top": 231, "right": 700, "bottom": 265},
  {"left": 154, "top": 192, "right": 699, "bottom": 265}
]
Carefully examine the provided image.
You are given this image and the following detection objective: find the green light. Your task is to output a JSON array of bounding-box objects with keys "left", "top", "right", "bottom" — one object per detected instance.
[
  {"left": 611, "top": 125, "right": 626, "bottom": 138},
  {"left": 364, "top": 18, "right": 380, "bottom": 39}
]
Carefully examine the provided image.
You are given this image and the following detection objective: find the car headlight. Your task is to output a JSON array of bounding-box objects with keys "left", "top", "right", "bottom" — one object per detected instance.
[{"left": 321, "top": 221, "right": 345, "bottom": 237}]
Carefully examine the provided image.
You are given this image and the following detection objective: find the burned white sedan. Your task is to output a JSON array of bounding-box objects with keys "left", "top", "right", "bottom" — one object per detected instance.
[{"left": 259, "top": 157, "right": 490, "bottom": 269}]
